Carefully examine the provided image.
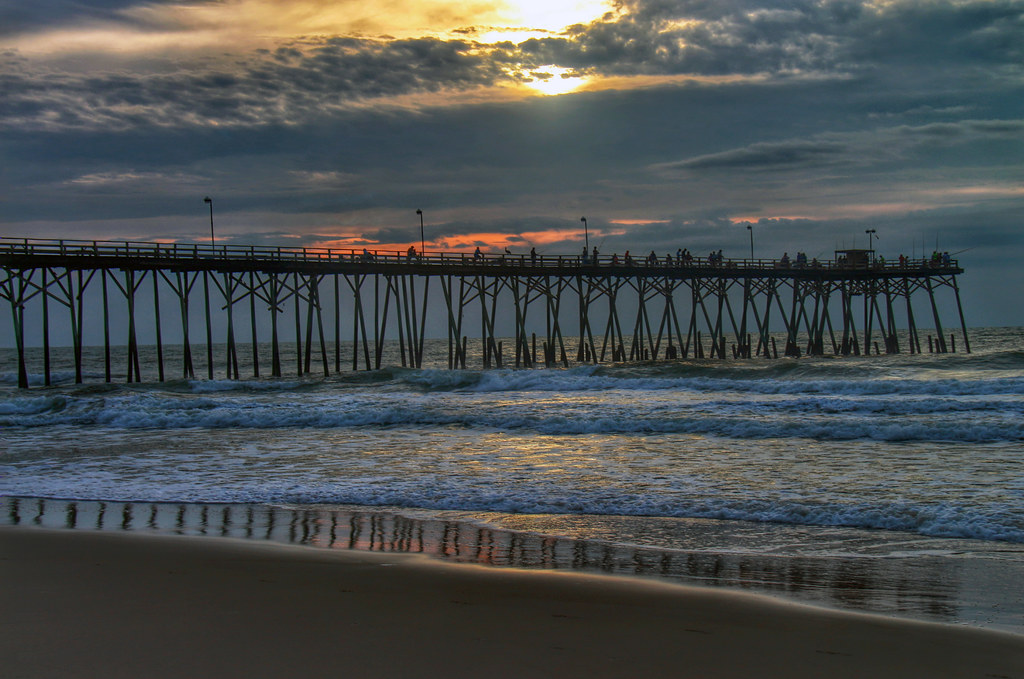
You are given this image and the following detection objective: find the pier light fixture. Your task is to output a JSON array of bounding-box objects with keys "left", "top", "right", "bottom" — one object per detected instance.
[
  {"left": 746, "top": 223, "right": 754, "bottom": 260},
  {"left": 203, "top": 196, "right": 214, "bottom": 248},
  {"left": 580, "top": 216, "right": 589, "bottom": 251},
  {"left": 866, "top": 229, "right": 877, "bottom": 259},
  {"left": 416, "top": 209, "right": 424, "bottom": 257}
]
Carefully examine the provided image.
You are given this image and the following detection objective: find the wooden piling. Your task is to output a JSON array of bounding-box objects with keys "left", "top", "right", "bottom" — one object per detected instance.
[
  {"left": 250, "top": 271, "right": 260, "bottom": 378},
  {"left": 295, "top": 272, "right": 304, "bottom": 375},
  {"left": 74, "top": 270, "right": 85, "bottom": 383},
  {"left": 154, "top": 269, "right": 165, "bottom": 382},
  {"left": 41, "top": 269, "right": 50, "bottom": 386},
  {"left": 333, "top": 274, "right": 341, "bottom": 374},
  {"left": 203, "top": 271, "right": 214, "bottom": 380}
]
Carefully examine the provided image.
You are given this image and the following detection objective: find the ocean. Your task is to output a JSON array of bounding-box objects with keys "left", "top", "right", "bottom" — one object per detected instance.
[{"left": 2, "top": 326, "right": 1023, "bottom": 632}]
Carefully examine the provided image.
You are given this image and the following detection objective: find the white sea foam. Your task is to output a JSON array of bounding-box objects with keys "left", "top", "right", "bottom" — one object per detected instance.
[
  {"left": 186, "top": 378, "right": 306, "bottom": 393},
  {"left": 437, "top": 369, "right": 1024, "bottom": 398},
  {"left": 2, "top": 385, "right": 1020, "bottom": 441},
  {"left": 4, "top": 469, "right": 1021, "bottom": 543}
]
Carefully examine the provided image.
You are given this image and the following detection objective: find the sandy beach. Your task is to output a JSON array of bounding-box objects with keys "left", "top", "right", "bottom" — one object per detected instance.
[{"left": 2, "top": 526, "right": 1022, "bottom": 679}]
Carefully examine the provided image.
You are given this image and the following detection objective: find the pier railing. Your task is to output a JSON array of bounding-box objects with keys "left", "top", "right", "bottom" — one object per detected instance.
[{"left": 0, "top": 237, "right": 958, "bottom": 274}]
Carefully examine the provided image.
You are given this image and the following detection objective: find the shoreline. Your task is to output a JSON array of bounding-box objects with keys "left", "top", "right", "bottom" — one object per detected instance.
[
  {"left": 4, "top": 496, "right": 1024, "bottom": 635},
  {"left": 3, "top": 525, "right": 1023, "bottom": 679}
]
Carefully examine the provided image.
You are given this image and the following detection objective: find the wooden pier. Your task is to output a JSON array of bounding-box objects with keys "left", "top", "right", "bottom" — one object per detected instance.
[{"left": 1, "top": 237, "right": 970, "bottom": 388}]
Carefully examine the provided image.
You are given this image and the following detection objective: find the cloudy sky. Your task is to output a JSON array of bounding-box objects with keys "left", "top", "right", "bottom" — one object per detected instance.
[{"left": 1, "top": 0, "right": 1022, "bottom": 325}]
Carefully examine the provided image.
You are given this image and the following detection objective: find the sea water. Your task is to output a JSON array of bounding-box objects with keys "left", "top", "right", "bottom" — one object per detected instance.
[{"left": 2, "top": 327, "right": 1022, "bottom": 631}]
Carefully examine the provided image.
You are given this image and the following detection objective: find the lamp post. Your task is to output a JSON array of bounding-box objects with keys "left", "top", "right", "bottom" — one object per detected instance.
[
  {"left": 746, "top": 223, "right": 754, "bottom": 260},
  {"left": 203, "top": 196, "right": 214, "bottom": 248},
  {"left": 866, "top": 228, "right": 877, "bottom": 260},
  {"left": 416, "top": 209, "right": 424, "bottom": 257},
  {"left": 580, "top": 216, "right": 589, "bottom": 251}
]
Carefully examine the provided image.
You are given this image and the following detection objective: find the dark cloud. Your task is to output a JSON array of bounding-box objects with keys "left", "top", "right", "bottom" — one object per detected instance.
[
  {"left": 0, "top": 36, "right": 510, "bottom": 131},
  {"left": 512, "top": 0, "right": 1024, "bottom": 80},
  {"left": 665, "top": 140, "right": 850, "bottom": 171},
  {"left": 0, "top": 0, "right": 163, "bottom": 37},
  {"left": 655, "top": 120, "right": 1024, "bottom": 175}
]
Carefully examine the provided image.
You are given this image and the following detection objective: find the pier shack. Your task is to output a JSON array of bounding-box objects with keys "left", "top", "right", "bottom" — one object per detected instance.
[{"left": 1, "top": 237, "right": 970, "bottom": 388}]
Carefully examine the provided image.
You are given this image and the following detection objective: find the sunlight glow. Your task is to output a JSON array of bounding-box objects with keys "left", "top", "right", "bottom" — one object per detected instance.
[
  {"left": 523, "top": 66, "right": 588, "bottom": 95},
  {"left": 311, "top": 224, "right": 606, "bottom": 256},
  {"left": 499, "top": 0, "right": 614, "bottom": 33}
]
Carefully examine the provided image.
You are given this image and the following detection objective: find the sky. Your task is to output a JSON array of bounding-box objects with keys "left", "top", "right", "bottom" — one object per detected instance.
[{"left": 1, "top": 0, "right": 1022, "bottom": 326}]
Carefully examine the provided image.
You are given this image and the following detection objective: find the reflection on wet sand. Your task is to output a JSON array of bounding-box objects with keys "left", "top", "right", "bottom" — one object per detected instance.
[{"left": 1, "top": 496, "right": 1009, "bottom": 629}]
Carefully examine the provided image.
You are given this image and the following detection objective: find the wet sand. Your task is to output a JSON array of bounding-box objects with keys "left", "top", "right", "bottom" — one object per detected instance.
[{"left": 3, "top": 526, "right": 1023, "bottom": 679}]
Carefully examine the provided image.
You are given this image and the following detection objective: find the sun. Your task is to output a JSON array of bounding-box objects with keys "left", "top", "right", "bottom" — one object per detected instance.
[{"left": 524, "top": 66, "right": 588, "bottom": 95}]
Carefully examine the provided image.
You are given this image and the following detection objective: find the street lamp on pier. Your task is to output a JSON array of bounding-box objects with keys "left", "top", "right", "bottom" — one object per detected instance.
[
  {"left": 203, "top": 196, "right": 215, "bottom": 248},
  {"left": 866, "top": 228, "right": 877, "bottom": 260},
  {"left": 416, "top": 209, "right": 424, "bottom": 257},
  {"left": 580, "top": 216, "right": 589, "bottom": 251},
  {"left": 746, "top": 223, "right": 754, "bottom": 260}
]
